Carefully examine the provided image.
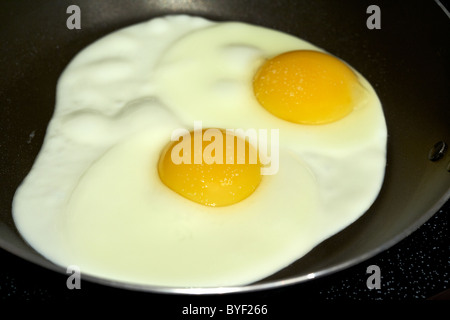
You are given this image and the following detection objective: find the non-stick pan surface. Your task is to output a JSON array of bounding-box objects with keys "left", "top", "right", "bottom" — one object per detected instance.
[{"left": 1, "top": 0, "right": 449, "bottom": 294}]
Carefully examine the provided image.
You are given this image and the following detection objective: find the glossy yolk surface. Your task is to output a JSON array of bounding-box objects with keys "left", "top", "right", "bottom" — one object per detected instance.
[
  {"left": 158, "top": 129, "right": 262, "bottom": 207},
  {"left": 253, "top": 50, "right": 361, "bottom": 125}
]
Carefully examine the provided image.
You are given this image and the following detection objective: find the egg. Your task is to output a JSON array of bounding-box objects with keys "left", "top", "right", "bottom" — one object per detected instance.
[{"left": 12, "top": 15, "right": 387, "bottom": 288}]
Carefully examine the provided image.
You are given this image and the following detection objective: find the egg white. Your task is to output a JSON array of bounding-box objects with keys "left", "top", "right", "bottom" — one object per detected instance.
[
  {"left": 153, "top": 20, "right": 387, "bottom": 235},
  {"left": 154, "top": 21, "right": 386, "bottom": 151},
  {"left": 13, "top": 15, "right": 214, "bottom": 268},
  {"left": 62, "top": 128, "right": 320, "bottom": 287},
  {"left": 12, "top": 15, "right": 387, "bottom": 288}
]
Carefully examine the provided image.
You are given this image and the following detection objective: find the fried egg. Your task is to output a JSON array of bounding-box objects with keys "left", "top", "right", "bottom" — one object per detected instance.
[{"left": 12, "top": 15, "right": 387, "bottom": 288}]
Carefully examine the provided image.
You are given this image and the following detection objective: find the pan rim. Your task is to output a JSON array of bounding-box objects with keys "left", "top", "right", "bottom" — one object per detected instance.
[
  {"left": 2, "top": 191, "right": 448, "bottom": 295},
  {"left": 1, "top": 0, "right": 449, "bottom": 296}
]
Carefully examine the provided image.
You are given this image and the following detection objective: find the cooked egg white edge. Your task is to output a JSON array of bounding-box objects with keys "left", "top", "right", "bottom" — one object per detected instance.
[{"left": 12, "top": 15, "right": 215, "bottom": 267}]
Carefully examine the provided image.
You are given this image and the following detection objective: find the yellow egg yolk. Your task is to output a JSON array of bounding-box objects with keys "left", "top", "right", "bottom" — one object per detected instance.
[
  {"left": 253, "top": 50, "right": 363, "bottom": 125},
  {"left": 158, "top": 129, "right": 262, "bottom": 207}
]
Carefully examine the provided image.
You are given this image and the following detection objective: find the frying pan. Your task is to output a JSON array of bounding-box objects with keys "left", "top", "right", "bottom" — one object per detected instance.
[{"left": 0, "top": 0, "right": 449, "bottom": 295}]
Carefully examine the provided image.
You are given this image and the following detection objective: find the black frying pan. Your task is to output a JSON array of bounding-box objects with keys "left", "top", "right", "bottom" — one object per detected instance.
[{"left": 1, "top": 0, "right": 449, "bottom": 294}]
